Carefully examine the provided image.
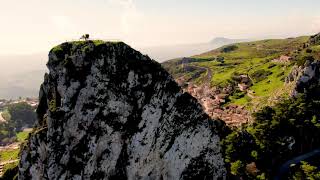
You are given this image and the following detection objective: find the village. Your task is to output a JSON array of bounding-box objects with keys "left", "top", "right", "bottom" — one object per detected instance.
[
  {"left": 176, "top": 74, "right": 254, "bottom": 127},
  {"left": 174, "top": 53, "right": 297, "bottom": 127},
  {"left": 0, "top": 97, "right": 38, "bottom": 110}
]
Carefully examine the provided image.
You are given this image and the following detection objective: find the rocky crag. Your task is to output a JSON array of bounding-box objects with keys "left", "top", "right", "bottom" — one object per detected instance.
[
  {"left": 19, "top": 41, "right": 226, "bottom": 179},
  {"left": 286, "top": 61, "right": 320, "bottom": 97}
]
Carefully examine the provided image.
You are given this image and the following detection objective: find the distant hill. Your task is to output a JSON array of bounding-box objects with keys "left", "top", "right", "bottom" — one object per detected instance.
[
  {"left": 139, "top": 37, "right": 248, "bottom": 62},
  {"left": 210, "top": 37, "right": 248, "bottom": 45}
]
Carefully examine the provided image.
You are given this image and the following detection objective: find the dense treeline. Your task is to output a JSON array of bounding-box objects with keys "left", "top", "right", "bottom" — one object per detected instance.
[
  {"left": 222, "top": 81, "right": 320, "bottom": 179},
  {"left": 0, "top": 102, "right": 36, "bottom": 145},
  {"left": 7, "top": 102, "right": 37, "bottom": 131}
]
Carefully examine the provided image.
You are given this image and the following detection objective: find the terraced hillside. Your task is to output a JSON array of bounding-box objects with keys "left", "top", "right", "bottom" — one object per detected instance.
[{"left": 162, "top": 35, "right": 320, "bottom": 126}]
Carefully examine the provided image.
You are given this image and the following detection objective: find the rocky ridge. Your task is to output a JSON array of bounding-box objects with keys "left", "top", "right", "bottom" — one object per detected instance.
[{"left": 18, "top": 41, "right": 226, "bottom": 179}]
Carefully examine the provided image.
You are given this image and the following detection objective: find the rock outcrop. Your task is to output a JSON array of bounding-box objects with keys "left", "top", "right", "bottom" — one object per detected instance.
[
  {"left": 19, "top": 41, "right": 226, "bottom": 179},
  {"left": 286, "top": 61, "right": 320, "bottom": 97},
  {"left": 309, "top": 33, "right": 320, "bottom": 46}
]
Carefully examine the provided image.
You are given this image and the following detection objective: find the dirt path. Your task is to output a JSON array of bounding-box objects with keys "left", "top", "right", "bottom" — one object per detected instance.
[
  {"left": 0, "top": 159, "right": 19, "bottom": 166},
  {"left": 0, "top": 112, "right": 5, "bottom": 123},
  {"left": 0, "top": 159, "right": 19, "bottom": 176},
  {"left": 0, "top": 142, "right": 20, "bottom": 151}
]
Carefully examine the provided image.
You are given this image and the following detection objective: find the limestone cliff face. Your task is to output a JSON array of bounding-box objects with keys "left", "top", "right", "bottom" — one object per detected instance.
[{"left": 19, "top": 41, "right": 226, "bottom": 179}]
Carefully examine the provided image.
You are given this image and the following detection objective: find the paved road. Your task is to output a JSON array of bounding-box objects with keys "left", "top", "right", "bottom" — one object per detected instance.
[{"left": 274, "top": 148, "right": 320, "bottom": 180}]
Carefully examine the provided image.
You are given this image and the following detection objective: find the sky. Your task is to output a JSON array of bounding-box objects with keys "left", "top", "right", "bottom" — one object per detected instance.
[{"left": 1, "top": 0, "right": 320, "bottom": 55}]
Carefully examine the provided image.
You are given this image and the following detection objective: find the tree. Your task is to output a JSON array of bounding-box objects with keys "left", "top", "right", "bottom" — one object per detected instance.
[
  {"left": 290, "top": 162, "right": 320, "bottom": 179},
  {"left": 7, "top": 102, "right": 37, "bottom": 131},
  {"left": 306, "top": 49, "right": 312, "bottom": 53},
  {"left": 221, "top": 45, "right": 238, "bottom": 53},
  {"left": 217, "top": 56, "right": 225, "bottom": 64},
  {"left": 80, "top": 34, "right": 90, "bottom": 41},
  {"left": 297, "top": 55, "right": 315, "bottom": 66},
  {"left": 230, "top": 160, "right": 245, "bottom": 176}
]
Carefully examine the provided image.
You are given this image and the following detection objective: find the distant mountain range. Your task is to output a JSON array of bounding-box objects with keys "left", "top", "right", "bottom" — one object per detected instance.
[{"left": 139, "top": 37, "right": 249, "bottom": 62}]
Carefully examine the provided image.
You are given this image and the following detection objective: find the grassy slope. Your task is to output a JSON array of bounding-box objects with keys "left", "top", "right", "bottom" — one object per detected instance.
[
  {"left": 0, "top": 149, "right": 19, "bottom": 162},
  {"left": 0, "top": 131, "right": 31, "bottom": 164},
  {"left": 162, "top": 36, "right": 314, "bottom": 109},
  {"left": 16, "top": 131, "right": 30, "bottom": 142}
]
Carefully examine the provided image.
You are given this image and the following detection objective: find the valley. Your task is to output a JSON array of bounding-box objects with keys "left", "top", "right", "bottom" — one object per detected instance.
[
  {"left": 162, "top": 35, "right": 318, "bottom": 127},
  {"left": 2, "top": 0, "right": 320, "bottom": 179},
  {"left": 161, "top": 33, "right": 320, "bottom": 179},
  {"left": 2, "top": 34, "right": 320, "bottom": 179}
]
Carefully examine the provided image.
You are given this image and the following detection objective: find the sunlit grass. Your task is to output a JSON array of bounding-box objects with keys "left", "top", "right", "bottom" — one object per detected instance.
[
  {"left": 16, "top": 131, "right": 30, "bottom": 142},
  {"left": 0, "top": 149, "right": 19, "bottom": 162}
]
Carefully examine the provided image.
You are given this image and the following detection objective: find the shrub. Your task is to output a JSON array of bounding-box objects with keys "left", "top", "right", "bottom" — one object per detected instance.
[
  {"left": 250, "top": 69, "right": 272, "bottom": 83},
  {"left": 49, "top": 99, "right": 57, "bottom": 112},
  {"left": 297, "top": 55, "right": 314, "bottom": 66},
  {"left": 267, "top": 63, "right": 276, "bottom": 69},
  {"left": 221, "top": 45, "right": 239, "bottom": 53},
  {"left": 306, "top": 49, "right": 312, "bottom": 53},
  {"left": 230, "top": 160, "right": 245, "bottom": 176},
  {"left": 216, "top": 56, "right": 225, "bottom": 63},
  {"left": 290, "top": 161, "right": 320, "bottom": 179}
]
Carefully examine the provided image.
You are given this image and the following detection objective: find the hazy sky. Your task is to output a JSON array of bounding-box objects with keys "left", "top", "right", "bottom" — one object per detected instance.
[{"left": 1, "top": 0, "right": 320, "bottom": 55}]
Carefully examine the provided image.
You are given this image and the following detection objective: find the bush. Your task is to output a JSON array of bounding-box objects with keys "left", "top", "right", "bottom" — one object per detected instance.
[
  {"left": 250, "top": 69, "right": 272, "bottom": 83},
  {"left": 290, "top": 161, "right": 320, "bottom": 179},
  {"left": 49, "top": 99, "right": 57, "bottom": 112},
  {"left": 231, "top": 90, "right": 246, "bottom": 99},
  {"left": 221, "top": 45, "right": 238, "bottom": 53},
  {"left": 296, "top": 55, "right": 314, "bottom": 66},
  {"left": 230, "top": 160, "right": 244, "bottom": 176},
  {"left": 306, "top": 49, "right": 312, "bottom": 53},
  {"left": 216, "top": 56, "right": 225, "bottom": 63}
]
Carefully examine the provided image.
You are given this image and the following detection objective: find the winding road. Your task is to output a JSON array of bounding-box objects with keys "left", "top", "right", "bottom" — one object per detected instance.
[
  {"left": 274, "top": 148, "right": 320, "bottom": 180},
  {"left": 185, "top": 65, "right": 212, "bottom": 84}
]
